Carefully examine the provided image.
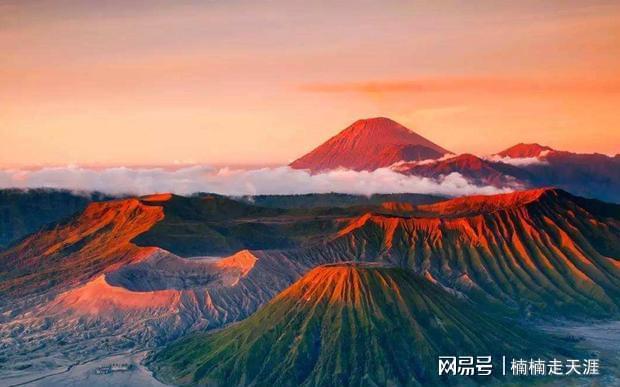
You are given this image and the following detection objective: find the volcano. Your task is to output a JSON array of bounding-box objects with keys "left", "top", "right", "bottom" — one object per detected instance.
[
  {"left": 150, "top": 264, "right": 569, "bottom": 386},
  {"left": 0, "top": 189, "right": 616, "bottom": 381},
  {"left": 299, "top": 188, "right": 620, "bottom": 317},
  {"left": 3, "top": 188, "right": 618, "bottom": 316},
  {"left": 290, "top": 117, "right": 450, "bottom": 172}
]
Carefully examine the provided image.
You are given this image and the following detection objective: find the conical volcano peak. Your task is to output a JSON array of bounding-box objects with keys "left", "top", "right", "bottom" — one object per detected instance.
[
  {"left": 290, "top": 117, "right": 450, "bottom": 172},
  {"left": 281, "top": 262, "right": 396, "bottom": 304},
  {"left": 325, "top": 116, "right": 450, "bottom": 150},
  {"left": 345, "top": 117, "right": 418, "bottom": 139},
  {"left": 152, "top": 263, "right": 571, "bottom": 386}
]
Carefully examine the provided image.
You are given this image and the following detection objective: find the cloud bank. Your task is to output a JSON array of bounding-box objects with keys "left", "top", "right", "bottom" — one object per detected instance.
[
  {"left": 485, "top": 151, "right": 550, "bottom": 167},
  {"left": 0, "top": 165, "right": 513, "bottom": 197}
]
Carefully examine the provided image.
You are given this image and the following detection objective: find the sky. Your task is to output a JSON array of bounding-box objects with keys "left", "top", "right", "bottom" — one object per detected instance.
[{"left": 2, "top": 0, "right": 619, "bottom": 167}]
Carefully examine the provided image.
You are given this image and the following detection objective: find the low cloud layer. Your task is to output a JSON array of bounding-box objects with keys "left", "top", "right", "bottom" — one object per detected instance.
[
  {"left": 485, "top": 152, "right": 550, "bottom": 167},
  {"left": 0, "top": 165, "right": 514, "bottom": 197}
]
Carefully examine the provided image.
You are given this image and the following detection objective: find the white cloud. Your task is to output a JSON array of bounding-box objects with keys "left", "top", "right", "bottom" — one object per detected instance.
[
  {"left": 0, "top": 165, "right": 513, "bottom": 197},
  {"left": 390, "top": 153, "right": 457, "bottom": 170},
  {"left": 484, "top": 151, "right": 550, "bottom": 167}
]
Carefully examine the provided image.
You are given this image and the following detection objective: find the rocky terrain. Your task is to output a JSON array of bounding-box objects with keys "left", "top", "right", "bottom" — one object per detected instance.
[{"left": 0, "top": 188, "right": 618, "bottom": 385}]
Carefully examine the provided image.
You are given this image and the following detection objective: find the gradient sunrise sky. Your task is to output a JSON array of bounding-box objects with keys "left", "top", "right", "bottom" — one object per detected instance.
[{"left": 2, "top": 0, "right": 619, "bottom": 167}]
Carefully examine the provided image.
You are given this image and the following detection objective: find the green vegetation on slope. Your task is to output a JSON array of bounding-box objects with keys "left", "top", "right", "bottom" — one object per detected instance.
[{"left": 151, "top": 264, "right": 572, "bottom": 386}]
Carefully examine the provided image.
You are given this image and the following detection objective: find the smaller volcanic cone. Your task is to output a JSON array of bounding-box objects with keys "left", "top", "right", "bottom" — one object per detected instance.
[{"left": 151, "top": 263, "right": 571, "bottom": 386}]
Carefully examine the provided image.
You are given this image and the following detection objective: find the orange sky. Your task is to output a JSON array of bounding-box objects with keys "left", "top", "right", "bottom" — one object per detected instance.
[{"left": 1, "top": 0, "right": 619, "bottom": 167}]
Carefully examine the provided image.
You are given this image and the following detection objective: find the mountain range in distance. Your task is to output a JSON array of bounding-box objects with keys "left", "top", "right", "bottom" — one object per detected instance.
[
  {"left": 291, "top": 117, "right": 620, "bottom": 203},
  {"left": 0, "top": 117, "right": 619, "bottom": 386}
]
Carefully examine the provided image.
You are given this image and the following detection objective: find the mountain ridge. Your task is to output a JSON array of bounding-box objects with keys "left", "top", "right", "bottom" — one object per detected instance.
[
  {"left": 305, "top": 187, "right": 620, "bottom": 317},
  {"left": 1, "top": 188, "right": 618, "bottom": 380}
]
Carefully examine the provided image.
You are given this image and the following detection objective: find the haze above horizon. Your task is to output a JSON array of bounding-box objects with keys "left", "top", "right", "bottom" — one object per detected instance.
[{"left": 2, "top": 0, "right": 620, "bottom": 167}]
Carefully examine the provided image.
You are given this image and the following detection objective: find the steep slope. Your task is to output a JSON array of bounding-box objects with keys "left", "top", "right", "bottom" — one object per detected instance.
[
  {"left": 290, "top": 117, "right": 450, "bottom": 172},
  {"left": 297, "top": 189, "right": 620, "bottom": 317},
  {"left": 0, "top": 194, "right": 361, "bottom": 376},
  {"left": 151, "top": 264, "right": 570, "bottom": 387},
  {"left": 0, "top": 246, "right": 315, "bottom": 376},
  {"left": 0, "top": 188, "right": 111, "bottom": 250},
  {"left": 1, "top": 189, "right": 617, "bottom": 380},
  {"left": 0, "top": 193, "right": 353, "bottom": 303},
  {"left": 3, "top": 188, "right": 618, "bottom": 321},
  {"left": 0, "top": 198, "right": 164, "bottom": 301},
  {"left": 3, "top": 188, "right": 618, "bottom": 318}
]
